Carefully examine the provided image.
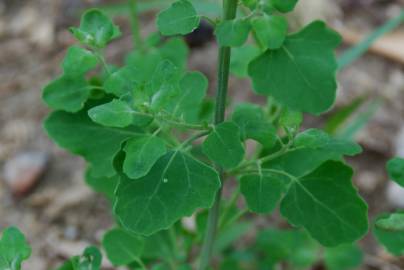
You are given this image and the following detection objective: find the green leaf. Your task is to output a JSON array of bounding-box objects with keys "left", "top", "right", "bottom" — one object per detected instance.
[
  {"left": 215, "top": 19, "right": 251, "bottom": 47},
  {"left": 0, "top": 227, "right": 31, "bottom": 270},
  {"left": 256, "top": 229, "right": 318, "bottom": 268},
  {"left": 269, "top": 0, "right": 298, "bottom": 13},
  {"left": 142, "top": 230, "right": 176, "bottom": 260},
  {"left": 279, "top": 108, "right": 303, "bottom": 129},
  {"left": 56, "top": 246, "right": 102, "bottom": 270},
  {"left": 42, "top": 75, "right": 89, "bottom": 112},
  {"left": 374, "top": 213, "right": 404, "bottom": 256},
  {"left": 251, "top": 15, "right": 288, "bottom": 50},
  {"left": 114, "top": 151, "right": 221, "bottom": 235},
  {"left": 70, "top": 9, "right": 120, "bottom": 48},
  {"left": 123, "top": 135, "right": 167, "bottom": 179},
  {"left": 102, "top": 228, "right": 144, "bottom": 266},
  {"left": 267, "top": 128, "right": 362, "bottom": 177},
  {"left": 125, "top": 49, "right": 163, "bottom": 83},
  {"left": 159, "top": 37, "right": 189, "bottom": 70},
  {"left": 62, "top": 46, "right": 98, "bottom": 75},
  {"left": 85, "top": 167, "right": 118, "bottom": 200},
  {"left": 202, "top": 122, "right": 245, "bottom": 169},
  {"left": 242, "top": 0, "right": 258, "bottom": 9},
  {"left": 232, "top": 103, "right": 277, "bottom": 147},
  {"left": 240, "top": 172, "right": 288, "bottom": 213},
  {"left": 280, "top": 161, "right": 368, "bottom": 246},
  {"left": 387, "top": 157, "right": 404, "bottom": 187},
  {"left": 248, "top": 21, "right": 341, "bottom": 114},
  {"left": 88, "top": 99, "right": 135, "bottom": 128},
  {"left": 230, "top": 45, "right": 260, "bottom": 77},
  {"left": 157, "top": 0, "right": 200, "bottom": 36},
  {"left": 324, "top": 244, "right": 363, "bottom": 270},
  {"left": 168, "top": 71, "right": 208, "bottom": 123},
  {"left": 45, "top": 110, "right": 141, "bottom": 177},
  {"left": 104, "top": 66, "right": 140, "bottom": 97}
]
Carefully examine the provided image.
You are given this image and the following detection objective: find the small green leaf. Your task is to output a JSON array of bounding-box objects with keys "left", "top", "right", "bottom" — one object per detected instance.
[
  {"left": 114, "top": 151, "right": 221, "bottom": 235},
  {"left": 230, "top": 45, "right": 260, "bottom": 77},
  {"left": 159, "top": 37, "right": 189, "bottom": 70},
  {"left": 324, "top": 244, "right": 364, "bottom": 270},
  {"left": 232, "top": 103, "right": 277, "bottom": 147},
  {"left": 42, "top": 75, "right": 89, "bottom": 112},
  {"left": 123, "top": 135, "right": 167, "bottom": 179},
  {"left": 56, "top": 246, "right": 102, "bottom": 270},
  {"left": 62, "top": 46, "right": 98, "bottom": 75},
  {"left": 387, "top": 157, "right": 404, "bottom": 187},
  {"left": 242, "top": 0, "right": 258, "bottom": 9},
  {"left": 102, "top": 228, "right": 144, "bottom": 266},
  {"left": 267, "top": 128, "right": 362, "bottom": 177},
  {"left": 104, "top": 66, "right": 140, "bottom": 97},
  {"left": 157, "top": 0, "right": 200, "bottom": 36},
  {"left": 125, "top": 49, "right": 163, "bottom": 83},
  {"left": 251, "top": 15, "right": 288, "bottom": 50},
  {"left": 215, "top": 19, "right": 251, "bottom": 47},
  {"left": 85, "top": 167, "right": 119, "bottom": 200},
  {"left": 240, "top": 172, "right": 288, "bottom": 213},
  {"left": 88, "top": 99, "right": 135, "bottom": 128},
  {"left": 248, "top": 21, "right": 341, "bottom": 114},
  {"left": 270, "top": 0, "right": 299, "bottom": 13},
  {"left": 374, "top": 213, "right": 404, "bottom": 256},
  {"left": 0, "top": 227, "right": 31, "bottom": 270},
  {"left": 45, "top": 110, "right": 141, "bottom": 177},
  {"left": 202, "top": 122, "right": 245, "bottom": 169},
  {"left": 280, "top": 161, "right": 368, "bottom": 246},
  {"left": 279, "top": 108, "right": 303, "bottom": 129},
  {"left": 70, "top": 9, "right": 120, "bottom": 48}
]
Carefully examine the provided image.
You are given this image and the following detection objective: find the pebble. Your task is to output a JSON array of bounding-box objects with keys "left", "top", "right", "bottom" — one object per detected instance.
[{"left": 2, "top": 151, "right": 48, "bottom": 196}]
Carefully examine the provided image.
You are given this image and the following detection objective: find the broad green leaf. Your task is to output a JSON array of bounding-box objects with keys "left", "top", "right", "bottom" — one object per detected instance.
[
  {"left": 157, "top": 0, "right": 200, "bottom": 36},
  {"left": 387, "top": 157, "right": 404, "bottom": 187},
  {"left": 269, "top": 0, "right": 298, "bottom": 13},
  {"left": 159, "top": 37, "right": 189, "bottom": 70},
  {"left": 240, "top": 172, "right": 288, "bottom": 213},
  {"left": 280, "top": 161, "right": 368, "bottom": 246},
  {"left": 102, "top": 228, "right": 144, "bottom": 266},
  {"left": 56, "top": 246, "right": 102, "bottom": 270},
  {"left": 125, "top": 49, "right": 163, "bottom": 83},
  {"left": 232, "top": 103, "right": 277, "bottom": 147},
  {"left": 324, "top": 244, "right": 363, "bottom": 270},
  {"left": 168, "top": 71, "right": 208, "bottom": 122},
  {"left": 251, "top": 15, "right": 288, "bottom": 50},
  {"left": 142, "top": 230, "right": 176, "bottom": 259},
  {"left": 248, "top": 21, "right": 341, "bottom": 114},
  {"left": 104, "top": 66, "right": 140, "bottom": 97},
  {"left": 45, "top": 110, "right": 141, "bottom": 177},
  {"left": 0, "top": 227, "right": 31, "bottom": 270},
  {"left": 42, "top": 75, "right": 89, "bottom": 112},
  {"left": 230, "top": 45, "right": 260, "bottom": 77},
  {"left": 376, "top": 212, "right": 404, "bottom": 232},
  {"left": 62, "top": 46, "right": 98, "bottom": 75},
  {"left": 215, "top": 19, "right": 251, "bottom": 47},
  {"left": 70, "top": 9, "right": 120, "bottom": 48},
  {"left": 114, "top": 151, "right": 221, "bottom": 235},
  {"left": 123, "top": 135, "right": 167, "bottom": 179},
  {"left": 202, "top": 122, "right": 245, "bottom": 169},
  {"left": 374, "top": 213, "right": 404, "bottom": 256},
  {"left": 256, "top": 229, "right": 318, "bottom": 269},
  {"left": 85, "top": 167, "right": 119, "bottom": 200},
  {"left": 266, "top": 128, "right": 362, "bottom": 177},
  {"left": 88, "top": 99, "right": 135, "bottom": 128}
]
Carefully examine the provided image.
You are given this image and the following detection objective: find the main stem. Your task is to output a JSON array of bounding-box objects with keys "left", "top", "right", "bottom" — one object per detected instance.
[
  {"left": 198, "top": 1, "right": 238, "bottom": 269},
  {"left": 129, "top": 0, "right": 144, "bottom": 50}
]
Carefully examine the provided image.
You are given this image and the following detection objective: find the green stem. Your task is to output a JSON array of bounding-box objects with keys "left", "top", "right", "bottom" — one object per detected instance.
[
  {"left": 129, "top": 0, "right": 144, "bottom": 51},
  {"left": 134, "top": 257, "right": 147, "bottom": 270},
  {"left": 198, "top": 1, "right": 238, "bottom": 269}
]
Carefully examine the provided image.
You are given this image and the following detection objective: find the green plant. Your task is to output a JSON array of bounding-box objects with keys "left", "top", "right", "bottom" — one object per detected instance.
[{"left": 2, "top": 1, "right": 404, "bottom": 269}]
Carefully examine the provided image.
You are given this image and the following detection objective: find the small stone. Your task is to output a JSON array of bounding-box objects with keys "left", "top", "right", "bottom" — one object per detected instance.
[{"left": 2, "top": 151, "right": 48, "bottom": 196}]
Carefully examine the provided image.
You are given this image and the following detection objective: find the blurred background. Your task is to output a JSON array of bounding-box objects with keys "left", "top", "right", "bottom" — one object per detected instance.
[{"left": 0, "top": 0, "right": 403, "bottom": 269}]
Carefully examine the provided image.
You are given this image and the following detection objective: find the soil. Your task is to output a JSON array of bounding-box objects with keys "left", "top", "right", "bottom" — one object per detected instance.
[{"left": 0, "top": 0, "right": 403, "bottom": 269}]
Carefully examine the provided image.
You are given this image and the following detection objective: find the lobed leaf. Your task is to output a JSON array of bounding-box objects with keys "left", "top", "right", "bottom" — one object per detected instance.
[
  {"left": 230, "top": 45, "right": 260, "bottom": 77},
  {"left": 62, "top": 46, "right": 98, "bottom": 75},
  {"left": 280, "top": 161, "right": 368, "bottom": 246},
  {"left": 114, "top": 151, "right": 221, "bottom": 235},
  {"left": 248, "top": 21, "right": 342, "bottom": 114},
  {"left": 157, "top": 0, "right": 200, "bottom": 36},
  {"left": 88, "top": 99, "right": 136, "bottom": 128},
  {"left": 202, "top": 122, "right": 245, "bottom": 169},
  {"left": 251, "top": 15, "right": 288, "bottom": 50},
  {"left": 85, "top": 167, "right": 119, "bottom": 200},
  {"left": 215, "top": 19, "right": 251, "bottom": 47},
  {"left": 0, "top": 227, "right": 31, "bottom": 270},
  {"left": 123, "top": 135, "right": 167, "bottom": 179}
]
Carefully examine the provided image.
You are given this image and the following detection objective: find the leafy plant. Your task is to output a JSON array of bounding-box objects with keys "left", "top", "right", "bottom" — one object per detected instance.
[{"left": 2, "top": 0, "right": 403, "bottom": 269}]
